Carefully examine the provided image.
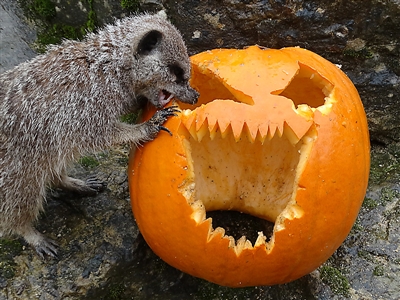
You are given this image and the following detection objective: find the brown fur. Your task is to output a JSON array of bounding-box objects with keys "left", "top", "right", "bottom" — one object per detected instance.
[{"left": 0, "top": 14, "right": 199, "bottom": 257}]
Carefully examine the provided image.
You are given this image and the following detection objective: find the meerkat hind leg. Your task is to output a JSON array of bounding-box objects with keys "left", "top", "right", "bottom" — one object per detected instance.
[{"left": 20, "top": 224, "right": 58, "bottom": 258}]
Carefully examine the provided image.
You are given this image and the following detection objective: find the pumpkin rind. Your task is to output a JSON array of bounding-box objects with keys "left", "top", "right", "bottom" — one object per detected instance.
[{"left": 128, "top": 46, "right": 370, "bottom": 287}]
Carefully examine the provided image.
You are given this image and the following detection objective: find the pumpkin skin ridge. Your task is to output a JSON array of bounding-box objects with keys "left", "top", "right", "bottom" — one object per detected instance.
[
  {"left": 129, "top": 46, "right": 370, "bottom": 287},
  {"left": 277, "top": 47, "right": 370, "bottom": 281}
]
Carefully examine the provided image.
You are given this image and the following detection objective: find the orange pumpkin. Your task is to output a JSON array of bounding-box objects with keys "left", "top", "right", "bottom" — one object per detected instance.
[{"left": 128, "top": 46, "right": 370, "bottom": 287}]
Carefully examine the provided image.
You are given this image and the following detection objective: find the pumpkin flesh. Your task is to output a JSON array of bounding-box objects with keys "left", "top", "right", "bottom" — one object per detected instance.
[{"left": 129, "top": 46, "right": 370, "bottom": 287}]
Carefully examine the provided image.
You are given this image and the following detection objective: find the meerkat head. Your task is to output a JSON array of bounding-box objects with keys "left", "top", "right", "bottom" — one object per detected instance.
[{"left": 130, "top": 15, "right": 199, "bottom": 108}]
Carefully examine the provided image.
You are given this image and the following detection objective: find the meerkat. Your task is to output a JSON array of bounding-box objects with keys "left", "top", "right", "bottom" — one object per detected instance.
[{"left": 0, "top": 14, "right": 199, "bottom": 258}]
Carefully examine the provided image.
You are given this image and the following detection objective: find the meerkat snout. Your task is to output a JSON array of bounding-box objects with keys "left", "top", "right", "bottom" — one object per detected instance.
[{"left": 0, "top": 13, "right": 198, "bottom": 258}]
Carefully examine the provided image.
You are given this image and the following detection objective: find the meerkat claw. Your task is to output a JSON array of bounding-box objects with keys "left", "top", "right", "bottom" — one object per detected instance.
[
  {"left": 85, "top": 175, "right": 107, "bottom": 192},
  {"left": 160, "top": 126, "right": 173, "bottom": 136},
  {"left": 167, "top": 105, "right": 181, "bottom": 115},
  {"left": 35, "top": 237, "right": 58, "bottom": 259}
]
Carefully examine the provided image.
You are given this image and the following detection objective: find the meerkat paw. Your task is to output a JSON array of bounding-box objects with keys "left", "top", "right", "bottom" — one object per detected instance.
[
  {"left": 34, "top": 237, "right": 59, "bottom": 259},
  {"left": 147, "top": 105, "right": 180, "bottom": 137},
  {"left": 22, "top": 228, "right": 58, "bottom": 259},
  {"left": 56, "top": 175, "right": 106, "bottom": 195},
  {"left": 85, "top": 175, "right": 107, "bottom": 193}
]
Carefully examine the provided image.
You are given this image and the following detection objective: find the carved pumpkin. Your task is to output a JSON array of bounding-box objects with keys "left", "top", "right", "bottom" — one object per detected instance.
[{"left": 128, "top": 46, "right": 370, "bottom": 287}]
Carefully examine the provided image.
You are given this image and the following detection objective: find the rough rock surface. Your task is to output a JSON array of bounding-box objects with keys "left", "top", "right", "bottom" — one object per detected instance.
[
  {"left": 0, "top": 0, "right": 36, "bottom": 72},
  {"left": 0, "top": 0, "right": 399, "bottom": 299}
]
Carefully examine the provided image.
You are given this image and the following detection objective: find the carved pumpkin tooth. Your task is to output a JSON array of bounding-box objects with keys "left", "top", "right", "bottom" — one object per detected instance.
[
  {"left": 187, "top": 117, "right": 198, "bottom": 141},
  {"left": 196, "top": 119, "right": 209, "bottom": 142},
  {"left": 208, "top": 226, "right": 225, "bottom": 242},
  {"left": 234, "top": 236, "right": 250, "bottom": 256},
  {"left": 276, "top": 123, "right": 284, "bottom": 138},
  {"left": 231, "top": 120, "right": 244, "bottom": 142},
  {"left": 267, "top": 124, "right": 277, "bottom": 140},
  {"left": 244, "top": 122, "right": 257, "bottom": 143},
  {"left": 256, "top": 129, "right": 267, "bottom": 144},
  {"left": 208, "top": 121, "right": 219, "bottom": 140},
  {"left": 257, "top": 125, "right": 269, "bottom": 144},
  {"left": 195, "top": 111, "right": 207, "bottom": 132},
  {"left": 283, "top": 122, "right": 300, "bottom": 146},
  {"left": 226, "top": 235, "right": 236, "bottom": 249},
  {"left": 181, "top": 110, "right": 197, "bottom": 140},
  {"left": 219, "top": 121, "right": 231, "bottom": 139},
  {"left": 245, "top": 239, "right": 252, "bottom": 249},
  {"left": 254, "top": 231, "right": 267, "bottom": 247},
  {"left": 207, "top": 114, "right": 218, "bottom": 132}
]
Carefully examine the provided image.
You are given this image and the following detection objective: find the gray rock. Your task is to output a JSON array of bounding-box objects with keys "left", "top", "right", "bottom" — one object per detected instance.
[{"left": 0, "top": 0, "right": 37, "bottom": 73}]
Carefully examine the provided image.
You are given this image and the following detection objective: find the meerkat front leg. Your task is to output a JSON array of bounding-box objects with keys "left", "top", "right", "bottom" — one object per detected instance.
[
  {"left": 53, "top": 172, "right": 106, "bottom": 195},
  {"left": 53, "top": 106, "right": 178, "bottom": 195},
  {"left": 114, "top": 106, "right": 180, "bottom": 145}
]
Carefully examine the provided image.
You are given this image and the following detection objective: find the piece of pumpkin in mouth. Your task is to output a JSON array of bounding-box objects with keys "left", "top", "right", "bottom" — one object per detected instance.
[{"left": 176, "top": 61, "right": 334, "bottom": 254}]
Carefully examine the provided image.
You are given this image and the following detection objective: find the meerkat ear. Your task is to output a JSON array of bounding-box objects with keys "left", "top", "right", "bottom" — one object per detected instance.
[{"left": 137, "top": 30, "right": 162, "bottom": 55}]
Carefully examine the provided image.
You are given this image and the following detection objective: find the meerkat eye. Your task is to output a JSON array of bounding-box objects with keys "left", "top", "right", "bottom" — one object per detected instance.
[{"left": 169, "top": 64, "right": 185, "bottom": 84}]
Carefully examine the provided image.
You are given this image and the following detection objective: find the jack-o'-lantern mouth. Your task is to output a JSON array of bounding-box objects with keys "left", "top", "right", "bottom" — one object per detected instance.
[{"left": 176, "top": 61, "right": 335, "bottom": 255}]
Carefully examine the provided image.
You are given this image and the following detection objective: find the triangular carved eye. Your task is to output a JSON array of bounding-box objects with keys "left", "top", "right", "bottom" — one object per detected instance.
[{"left": 273, "top": 62, "right": 334, "bottom": 109}]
